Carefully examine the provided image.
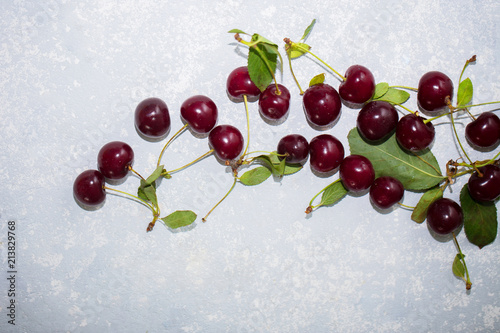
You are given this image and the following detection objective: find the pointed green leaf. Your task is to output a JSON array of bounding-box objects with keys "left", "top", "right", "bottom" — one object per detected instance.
[
  {"left": 348, "top": 128, "right": 444, "bottom": 190},
  {"left": 268, "top": 153, "right": 303, "bottom": 175},
  {"left": 411, "top": 186, "right": 444, "bottom": 223},
  {"left": 161, "top": 210, "right": 197, "bottom": 229},
  {"left": 138, "top": 179, "right": 157, "bottom": 203},
  {"left": 239, "top": 166, "right": 272, "bottom": 186},
  {"left": 254, "top": 154, "right": 284, "bottom": 177},
  {"left": 373, "top": 87, "right": 410, "bottom": 105},
  {"left": 319, "top": 180, "right": 348, "bottom": 207},
  {"left": 452, "top": 253, "right": 466, "bottom": 280},
  {"left": 301, "top": 19, "right": 316, "bottom": 40},
  {"left": 373, "top": 82, "right": 389, "bottom": 99},
  {"left": 247, "top": 43, "right": 278, "bottom": 91},
  {"left": 143, "top": 185, "right": 158, "bottom": 207},
  {"left": 460, "top": 184, "right": 497, "bottom": 249},
  {"left": 309, "top": 73, "right": 325, "bottom": 87},
  {"left": 289, "top": 42, "right": 311, "bottom": 59},
  {"left": 251, "top": 33, "right": 277, "bottom": 46},
  {"left": 228, "top": 29, "right": 248, "bottom": 34},
  {"left": 457, "top": 77, "right": 473, "bottom": 107},
  {"left": 145, "top": 165, "right": 165, "bottom": 185}
]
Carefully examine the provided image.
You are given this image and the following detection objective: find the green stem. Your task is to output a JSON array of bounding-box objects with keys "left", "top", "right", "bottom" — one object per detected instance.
[
  {"left": 390, "top": 85, "right": 418, "bottom": 92},
  {"left": 165, "top": 149, "right": 214, "bottom": 175},
  {"left": 453, "top": 232, "right": 472, "bottom": 290},
  {"left": 449, "top": 108, "right": 473, "bottom": 165},
  {"left": 456, "top": 100, "right": 500, "bottom": 110},
  {"left": 104, "top": 186, "right": 155, "bottom": 212},
  {"left": 307, "top": 178, "right": 342, "bottom": 212},
  {"left": 157, "top": 123, "right": 189, "bottom": 167},
  {"left": 291, "top": 42, "right": 345, "bottom": 81},
  {"left": 202, "top": 177, "right": 238, "bottom": 222},
  {"left": 241, "top": 94, "right": 251, "bottom": 159},
  {"left": 286, "top": 49, "right": 305, "bottom": 94}
]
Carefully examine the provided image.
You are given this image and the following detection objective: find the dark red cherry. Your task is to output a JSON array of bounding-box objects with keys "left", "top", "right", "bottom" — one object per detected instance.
[
  {"left": 302, "top": 83, "right": 342, "bottom": 128},
  {"left": 338, "top": 65, "right": 376, "bottom": 105},
  {"left": 369, "top": 176, "right": 404, "bottom": 209},
  {"left": 417, "top": 71, "right": 454, "bottom": 114},
  {"left": 426, "top": 198, "right": 463, "bottom": 235},
  {"left": 309, "top": 134, "right": 344, "bottom": 173},
  {"left": 396, "top": 114, "right": 435, "bottom": 152},
  {"left": 467, "top": 164, "right": 500, "bottom": 202},
  {"left": 97, "top": 141, "right": 134, "bottom": 180},
  {"left": 180, "top": 95, "right": 218, "bottom": 134},
  {"left": 339, "top": 155, "right": 375, "bottom": 192},
  {"left": 208, "top": 125, "right": 244, "bottom": 161},
  {"left": 73, "top": 169, "right": 106, "bottom": 207},
  {"left": 356, "top": 101, "right": 399, "bottom": 142},
  {"left": 277, "top": 134, "right": 309, "bottom": 164},
  {"left": 135, "top": 97, "right": 171, "bottom": 139},
  {"left": 258, "top": 84, "right": 291, "bottom": 122},
  {"left": 226, "top": 66, "right": 261, "bottom": 102},
  {"left": 465, "top": 112, "right": 500, "bottom": 149}
]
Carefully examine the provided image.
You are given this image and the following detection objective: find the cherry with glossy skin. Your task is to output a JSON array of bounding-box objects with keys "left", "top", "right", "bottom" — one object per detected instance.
[
  {"left": 73, "top": 169, "right": 106, "bottom": 207},
  {"left": 277, "top": 134, "right": 309, "bottom": 164},
  {"left": 357, "top": 101, "right": 399, "bottom": 142},
  {"left": 180, "top": 95, "right": 218, "bottom": 134},
  {"left": 396, "top": 114, "right": 435, "bottom": 152},
  {"left": 309, "top": 134, "right": 344, "bottom": 173},
  {"left": 302, "top": 83, "right": 342, "bottom": 128},
  {"left": 135, "top": 97, "right": 171, "bottom": 140},
  {"left": 226, "top": 66, "right": 261, "bottom": 102},
  {"left": 465, "top": 112, "right": 500, "bottom": 149},
  {"left": 97, "top": 141, "right": 134, "bottom": 180},
  {"left": 369, "top": 176, "right": 404, "bottom": 209},
  {"left": 417, "top": 71, "right": 454, "bottom": 114},
  {"left": 258, "top": 84, "right": 291, "bottom": 122},
  {"left": 427, "top": 198, "right": 463, "bottom": 235},
  {"left": 338, "top": 65, "right": 376, "bottom": 105},
  {"left": 339, "top": 155, "right": 375, "bottom": 192},
  {"left": 467, "top": 164, "right": 500, "bottom": 202},
  {"left": 208, "top": 125, "right": 244, "bottom": 161}
]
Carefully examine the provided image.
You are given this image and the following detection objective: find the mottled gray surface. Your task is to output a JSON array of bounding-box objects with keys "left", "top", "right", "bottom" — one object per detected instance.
[{"left": 1, "top": 0, "right": 500, "bottom": 332}]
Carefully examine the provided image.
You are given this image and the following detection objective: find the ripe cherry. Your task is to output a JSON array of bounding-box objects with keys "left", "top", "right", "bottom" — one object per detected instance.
[
  {"left": 465, "top": 112, "right": 500, "bottom": 150},
  {"left": 258, "top": 84, "right": 291, "bottom": 122},
  {"left": 309, "top": 134, "right": 344, "bottom": 173},
  {"left": 208, "top": 125, "right": 244, "bottom": 161},
  {"left": 396, "top": 114, "right": 435, "bottom": 152},
  {"left": 277, "top": 134, "right": 309, "bottom": 164},
  {"left": 369, "top": 176, "right": 404, "bottom": 210},
  {"left": 356, "top": 101, "right": 399, "bottom": 142},
  {"left": 338, "top": 65, "right": 376, "bottom": 106},
  {"left": 467, "top": 164, "right": 500, "bottom": 202},
  {"left": 426, "top": 198, "right": 463, "bottom": 235},
  {"left": 417, "top": 71, "right": 454, "bottom": 114},
  {"left": 180, "top": 95, "right": 218, "bottom": 134},
  {"left": 339, "top": 155, "right": 375, "bottom": 192},
  {"left": 73, "top": 169, "right": 106, "bottom": 207},
  {"left": 135, "top": 97, "right": 171, "bottom": 140},
  {"left": 97, "top": 141, "right": 134, "bottom": 180},
  {"left": 226, "top": 66, "right": 261, "bottom": 102},
  {"left": 302, "top": 83, "right": 342, "bottom": 128}
]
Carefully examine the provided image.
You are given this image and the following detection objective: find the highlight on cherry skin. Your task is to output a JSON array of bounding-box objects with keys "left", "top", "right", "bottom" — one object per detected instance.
[
  {"left": 369, "top": 176, "right": 405, "bottom": 210},
  {"left": 97, "top": 141, "right": 134, "bottom": 180},
  {"left": 226, "top": 66, "right": 261, "bottom": 102},
  {"left": 465, "top": 112, "right": 500, "bottom": 150},
  {"left": 258, "top": 83, "right": 291, "bottom": 122},
  {"left": 277, "top": 134, "right": 309, "bottom": 165},
  {"left": 426, "top": 198, "right": 463, "bottom": 236},
  {"left": 302, "top": 83, "right": 342, "bottom": 128},
  {"left": 417, "top": 71, "right": 454, "bottom": 114},
  {"left": 73, "top": 169, "right": 106, "bottom": 208},
  {"left": 467, "top": 164, "right": 500, "bottom": 202},
  {"left": 180, "top": 95, "right": 219, "bottom": 134},
  {"left": 309, "top": 134, "right": 344, "bottom": 173},
  {"left": 135, "top": 97, "right": 171, "bottom": 140},
  {"left": 395, "top": 113, "right": 435, "bottom": 152},
  {"left": 356, "top": 100, "right": 399, "bottom": 142},
  {"left": 339, "top": 154, "right": 375, "bottom": 193},
  {"left": 338, "top": 64, "right": 376, "bottom": 106},
  {"left": 208, "top": 124, "right": 245, "bottom": 161}
]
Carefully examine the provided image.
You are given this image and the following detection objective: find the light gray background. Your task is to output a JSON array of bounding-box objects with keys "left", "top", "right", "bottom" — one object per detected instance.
[{"left": 1, "top": 0, "right": 500, "bottom": 332}]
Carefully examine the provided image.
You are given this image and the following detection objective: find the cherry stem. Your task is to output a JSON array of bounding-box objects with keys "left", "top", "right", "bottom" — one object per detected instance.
[
  {"left": 447, "top": 105, "right": 474, "bottom": 165},
  {"left": 452, "top": 232, "right": 472, "bottom": 290},
  {"left": 397, "top": 202, "right": 416, "bottom": 210},
  {"left": 390, "top": 85, "right": 418, "bottom": 92},
  {"left": 285, "top": 48, "right": 305, "bottom": 95},
  {"left": 157, "top": 123, "right": 189, "bottom": 167},
  {"left": 202, "top": 177, "right": 238, "bottom": 222},
  {"left": 129, "top": 166, "right": 146, "bottom": 181},
  {"left": 458, "top": 55, "right": 476, "bottom": 86},
  {"left": 307, "top": 178, "right": 342, "bottom": 212},
  {"left": 241, "top": 94, "right": 251, "bottom": 159},
  {"left": 456, "top": 100, "right": 500, "bottom": 110},
  {"left": 104, "top": 186, "right": 155, "bottom": 212},
  {"left": 165, "top": 149, "right": 215, "bottom": 175}
]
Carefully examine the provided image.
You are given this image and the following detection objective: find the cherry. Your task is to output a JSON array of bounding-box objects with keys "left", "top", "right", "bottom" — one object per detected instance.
[
  {"left": 396, "top": 114, "right": 435, "bottom": 152},
  {"left": 417, "top": 71, "right": 454, "bottom": 114},
  {"left": 338, "top": 65, "right": 376, "bottom": 106},
  {"left": 73, "top": 169, "right": 106, "bottom": 207},
  {"left": 302, "top": 83, "right": 342, "bottom": 128},
  {"left": 309, "top": 134, "right": 344, "bottom": 173},
  {"left": 208, "top": 124, "right": 244, "bottom": 161},
  {"left": 258, "top": 84, "right": 291, "bottom": 122},
  {"left": 465, "top": 112, "right": 500, "bottom": 150},
  {"left": 277, "top": 134, "right": 309, "bottom": 164},
  {"left": 226, "top": 66, "right": 261, "bottom": 102},
  {"left": 180, "top": 95, "right": 218, "bottom": 134},
  {"left": 369, "top": 176, "right": 404, "bottom": 209},
  {"left": 426, "top": 198, "right": 463, "bottom": 235},
  {"left": 339, "top": 155, "right": 375, "bottom": 192},
  {"left": 467, "top": 164, "right": 500, "bottom": 202},
  {"left": 97, "top": 141, "right": 134, "bottom": 180},
  {"left": 135, "top": 97, "right": 171, "bottom": 140},
  {"left": 356, "top": 101, "right": 399, "bottom": 142}
]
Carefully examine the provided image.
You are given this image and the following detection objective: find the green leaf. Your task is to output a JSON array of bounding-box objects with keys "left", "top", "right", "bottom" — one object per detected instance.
[
  {"left": 457, "top": 77, "right": 473, "bottom": 106},
  {"left": 319, "top": 180, "right": 348, "bottom": 207},
  {"left": 228, "top": 28, "right": 248, "bottom": 34},
  {"left": 142, "top": 184, "right": 158, "bottom": 207},
  {"left": 373, "top": 82, "right": 389, "bottom": 99},
  {"left": 373, "top": 87, "right": 410, "bottom": 105},
  {"left": 239, "top": 166, "right": 272, "bottom": 186},
  {"left": 348, "top": 128, "right": 444, "bottom": 190},
  {"left": 289, "top": 42, "right": 311, "bottom": 59},
  {"left": 301, "top": 19, "right": 316, "bottom": 41},
  {"left": 452, "top": 253, "right": 466, "bottom": 280},
  {"left": 161, "top": 210, "right": 197, "bottom": 229},
  {"left": 254, "top": 154, "right": 283, "bottom": 177},
  {"left": 145, "top": 165, "right": 165, "bottom": 185},
  {"left": 309, "top": 73, "right": 325, "bottom": 87},
  {"left": 138, "top": 179, "right": 157, "bottom": 203},
  {"left": 460, "top": 184, "right": 497, "bottom": 249},
  {"left": 247, "top": 43, "right": 278, "bottom": 91},
  {"left": 251, "top": 33, "right": 277, "bottom": 46},
  {"left": 411, "top": 186, "right": 444, "bottom": 223},
  {"left": 268, "top": 153, "right": 303, "bottom": 175}
]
